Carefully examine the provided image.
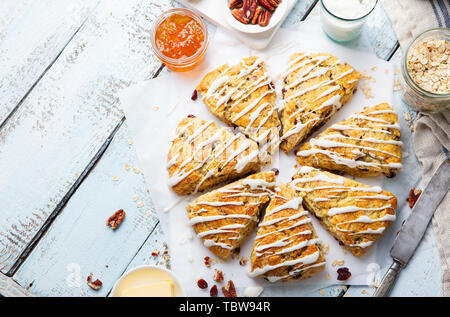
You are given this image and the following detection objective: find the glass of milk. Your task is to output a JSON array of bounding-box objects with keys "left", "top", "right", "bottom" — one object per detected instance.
[{"left": 320, "top": 0, "right": 378, "bottom": 42}]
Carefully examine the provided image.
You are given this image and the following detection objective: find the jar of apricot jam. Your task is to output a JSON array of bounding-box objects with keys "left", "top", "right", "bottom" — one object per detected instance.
[{"left": 151, "top": 8, "right": 209, "bottom": 72}]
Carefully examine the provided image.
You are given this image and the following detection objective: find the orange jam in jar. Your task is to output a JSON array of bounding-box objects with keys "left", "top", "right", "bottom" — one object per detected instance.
[{"left": 151, "top": 9, "right": 209, "bottom": 72}]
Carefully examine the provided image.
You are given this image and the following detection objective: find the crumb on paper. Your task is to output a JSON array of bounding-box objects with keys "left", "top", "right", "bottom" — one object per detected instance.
[
  {"left": 128, "top": 138, "right": 133, "bottom": 145},
  {"left": 133, "top": 194, "right": 139, "bottom": 201},
  {"left": 319, "top": 289, "right": 325, "bottom": 296},
  {"left": 322, "top": 243, "right": 330, "bottom": 255},
  {"left": 239, "top": 256, "right": 248, "bottom": 266},
  {"left": 112, "top": 176, "right": 118, "bottom": 181},
  {"left": 136, "top": 201, "right": 143, "bottom": 208},
  {"left": 133, "top": 167, "right": 140, "bottom": 173},
  {"left": 332, "top": 259, "right": 345, "bottom": 267}
]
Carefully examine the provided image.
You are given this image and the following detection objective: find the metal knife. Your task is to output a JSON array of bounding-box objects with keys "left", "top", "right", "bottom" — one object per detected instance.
[{"left": 373, "top": 159, "right": 450, "bottom": 297}]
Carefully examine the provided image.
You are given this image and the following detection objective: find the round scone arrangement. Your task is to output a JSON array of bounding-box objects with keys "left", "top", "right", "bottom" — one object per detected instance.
[{"left": 166, "top": 54, "right": 401, "bottom": 284}]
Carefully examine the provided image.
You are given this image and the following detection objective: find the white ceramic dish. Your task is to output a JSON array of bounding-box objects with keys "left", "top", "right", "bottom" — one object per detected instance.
[
  {"left": 223, "top": 0, "right": 289, "bottom": 34},
  {"left": 110, "top": 265, "right": 185, "bottom": 297}
]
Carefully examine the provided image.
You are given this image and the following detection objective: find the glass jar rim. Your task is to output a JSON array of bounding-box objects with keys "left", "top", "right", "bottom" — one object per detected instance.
[
  {"left": 150, "top": 8, "right": 209, "bottom": 66},
  {"left": 402, "top": 27, "right": 450, "bottom": 99},
  {"left": 320, "top": 0, "right": 378, "bottom": 22}
]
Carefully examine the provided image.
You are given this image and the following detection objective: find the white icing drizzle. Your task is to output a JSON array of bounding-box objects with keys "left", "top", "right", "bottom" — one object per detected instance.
[
  {"left": 191, "top": 174, "right": 276, "bottom": 252},
  {"left": 250, "top": 192, "right": 323, "bottom": 280},
  {"left": 202, "top": 58, "right": 278, "bottom": 148},
  {"left": 281, "top": 54, "right": 356, "bottom": 143},
  {"left": 292, "top": 171, "right": 396, "bottom": 249},
  {"left": 167, "top": 119, "right": 259, "bottom": 191},
  {"left": 248, "top": 251, "right": 320, "bottom": 278}
]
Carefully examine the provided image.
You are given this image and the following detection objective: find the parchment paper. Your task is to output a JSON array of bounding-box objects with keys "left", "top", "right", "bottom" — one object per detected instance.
[{"left": 120, "top": 21, "right": 394, "bottom": 296}]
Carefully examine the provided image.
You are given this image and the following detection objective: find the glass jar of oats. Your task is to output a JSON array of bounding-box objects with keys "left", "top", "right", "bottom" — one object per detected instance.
[{"left": 400, "top": 28, "right": 450, "bottom": 113}]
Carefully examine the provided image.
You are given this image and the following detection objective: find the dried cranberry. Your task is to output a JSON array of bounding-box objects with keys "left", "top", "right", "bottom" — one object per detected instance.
[
  {"left": 187, "top": 114, "right": 196, "bottom": 118},
  {"left": 337, "top": 267, "right": 352, "bottom": 281},
  {"left": 191, "top": 90, "right": 198, "bottom": 101},
  {"left": 197, "top": 278, "right": 208, "bottom": 289},
  {"left": 271, "top": 168, "right": 279, "bottom": 176},
  {"left": 210, "top": 285, "right": 218, "bottom": 297}
]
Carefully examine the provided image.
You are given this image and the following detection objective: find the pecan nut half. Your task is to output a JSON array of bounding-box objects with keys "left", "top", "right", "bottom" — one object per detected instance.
[
  {"left": 232, "top": 8, "right": 249, "bottom": 24},
  {"left": 258, "top": 0, "right": 275, "bottom": 11},
  {"left": 258, "top": 9, "right": 271, "bottom": 26},
  {"left": 107, "top": 209, "right": 125, "bottom": 229},
  {"left": 229, "top": 0, "right": 243, "bottom": 9},
  {"left": 251, "top": 6, "right": 264, "bottom": 24}
]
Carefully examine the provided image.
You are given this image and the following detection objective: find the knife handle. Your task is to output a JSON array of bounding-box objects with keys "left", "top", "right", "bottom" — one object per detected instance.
[{"left": 372, "top": 260, "right": 403, "bottom": 297}]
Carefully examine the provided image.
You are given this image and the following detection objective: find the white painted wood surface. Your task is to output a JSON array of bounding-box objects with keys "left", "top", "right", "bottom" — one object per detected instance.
[
  {"left": 0, "top": 0, "right": 442, "bottom": 297},
  {"left": 0, "top": 0, "right": 100, "bottom": 125},
  {"left": 13, "top": 122, "right": 161, "bottom": 297},
  {"left": 0, "top": 0, "right": 171, "bottom": 273}
]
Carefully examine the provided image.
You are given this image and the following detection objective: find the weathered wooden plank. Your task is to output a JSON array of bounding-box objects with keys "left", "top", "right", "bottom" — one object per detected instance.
[
  {"left": 13, "top": 122, "right": 160, "bottom": 297},
  {"left": 0, "top": 0, "right": 172, "bottom": 273},
  {"left": 0, "top": 273, "right": 34, "bottom": 297},
  {"left": 0, "top": 0, "right": 100, "bottom": 126},
  {"left": 281, "top": 0, "right": 318, "bottom": 27}
]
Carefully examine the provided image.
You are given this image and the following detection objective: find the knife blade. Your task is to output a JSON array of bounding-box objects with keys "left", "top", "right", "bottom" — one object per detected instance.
[
  {"left": 373, "top": 159, "right": 449, "bottom": 297},
  {"left": 390, "top": 159, "right": 450, "bottom": 265}
]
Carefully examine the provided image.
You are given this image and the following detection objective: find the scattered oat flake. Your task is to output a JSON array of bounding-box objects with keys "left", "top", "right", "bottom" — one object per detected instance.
[
  {"left": 361, "top": 289, "right": 367, "bottom": 294},
  {"left": 152, "top": 105, "right": 160, "bottom": 111},
  {"left": 125, "top": 164, "right": 130, "bottom": 171},
  {"left": 136, "top": 201, "right": 143, "bottom": 208},
  {"left": 146, "top": 210, "right": 151, "bottom": 217},
  {"left": 385, "top": 69, "right": 389, "bottom": 74},
  {"left": 342, "top": 285, "right": 348, "bottom": 292},
  {"left": 322, "top": 243, "right": 330, "bottom": 255},
  {"left": 133, "top": 167, "right": 140, "bottom": 173},
  {"left": 394, "top": 68, "right": 400, "bottom": 75},
  {"left": 128, "top": 138, "right": 133, "bottom": 145},
  {"left": 326, "top": 273, "right": 331, "bottom": 280},
  {"left": 319, "top": 289, "right": 325, "bottom": 296},
  {"left": 112, "top": 176, "right": 118, "bottom": 181},
  {"left": 133, "top": 194, "right": 139, "bottom": 201},
  {"left": 405, "top": 112, "right": 411, "bottom": 121},
  {"left": 371, "top": 66, "right": 377, "bottom": 71}
]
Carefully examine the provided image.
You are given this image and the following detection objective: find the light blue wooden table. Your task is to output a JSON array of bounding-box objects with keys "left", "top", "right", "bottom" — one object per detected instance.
[{"left": 0, "top": 0, "right": 442, "bottom": 297}]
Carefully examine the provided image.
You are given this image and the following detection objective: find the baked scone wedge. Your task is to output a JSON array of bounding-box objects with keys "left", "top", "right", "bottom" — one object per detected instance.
[
  {"left": 296, "top": 103, "right": 403, "bottom": 177},
  {"left": 280, "top": 52, "right": 360, "bottom": 153},
  {"left": 292, "top": 167, "right": 397, "bottom": 257},
  {"left": 168, "top": 116, "right": 263, "bottom": 195},
  {"left": 186, "top": 172, "right": 276, "bottom": 259},
  {"left": 249, "top": 183, "right": 326, "bottom": 282},
  {"left": 196, "top": 57, "right": 280, "bottom": 160}
]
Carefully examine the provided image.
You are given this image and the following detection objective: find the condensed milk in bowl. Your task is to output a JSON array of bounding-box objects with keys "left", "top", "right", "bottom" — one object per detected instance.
[
  {"left": 320, "top": 0, "right": 378, "bottom": 42},
  {"left": 110, "top": 265, "right": 185, "bottom": 297}
]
